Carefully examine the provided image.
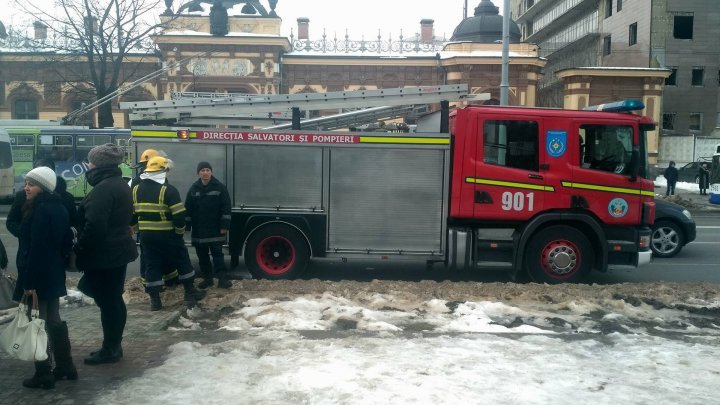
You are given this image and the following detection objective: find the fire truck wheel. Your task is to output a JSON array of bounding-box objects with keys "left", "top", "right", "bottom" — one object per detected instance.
[
  {"left": 525, "top": 226, "right": 593, "bottom": 284},
  {"left": 245, "top": 224, "right": 310, "bottom": 279}
]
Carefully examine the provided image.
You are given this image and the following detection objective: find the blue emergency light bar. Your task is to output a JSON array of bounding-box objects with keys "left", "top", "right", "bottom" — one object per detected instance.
[{"left": 582, "top": 100, "right": 645, "bottom": 112}]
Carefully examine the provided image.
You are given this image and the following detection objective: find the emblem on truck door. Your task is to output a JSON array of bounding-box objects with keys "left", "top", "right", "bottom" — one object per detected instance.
[
  {"left": 608, "top": 198, "right": 629, "bottom": 218},
  {"left": 546, "top": 130, "right": 567, "bottom": 158}
]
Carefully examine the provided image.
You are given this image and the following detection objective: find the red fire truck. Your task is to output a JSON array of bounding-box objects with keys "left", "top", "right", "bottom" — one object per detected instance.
[{"left": 123, "top": 88, "right": 655, "bottom": 283}]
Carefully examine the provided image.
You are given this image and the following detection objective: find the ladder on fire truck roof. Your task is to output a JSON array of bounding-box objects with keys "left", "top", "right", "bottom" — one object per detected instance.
[{"left": 119, "top": 84, "right": 480, "bottom": 127}]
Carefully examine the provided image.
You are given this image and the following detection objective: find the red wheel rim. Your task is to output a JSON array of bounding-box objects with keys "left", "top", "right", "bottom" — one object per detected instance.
[
  {"left": 256, "top": 236, "right": 296, "bottom": 275},
  {"left": 539, "top": 239, "right": 581, "bottom": 280}
]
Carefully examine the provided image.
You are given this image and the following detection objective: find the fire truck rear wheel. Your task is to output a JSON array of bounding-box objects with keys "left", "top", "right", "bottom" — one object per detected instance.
[
  {"left": 245, "top": 224, "right": 310, "bottom": 280},
  {"left": 525, "top": 226, "right": 593, "bottom": 284}
]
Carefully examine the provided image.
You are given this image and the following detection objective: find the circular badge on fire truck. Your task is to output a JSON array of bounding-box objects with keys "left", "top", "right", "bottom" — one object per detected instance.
[{"left": 608, "top": 198, "right": 629, "bottom": 218}]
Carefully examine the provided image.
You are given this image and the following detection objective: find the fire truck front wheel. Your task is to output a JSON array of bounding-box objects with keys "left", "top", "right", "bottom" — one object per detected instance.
[
  {"left": 245, "top": 224, "right": 310, "bottom": 279},
  {"left": 525, "top": 226, "right": 593, "bottom": 284}
]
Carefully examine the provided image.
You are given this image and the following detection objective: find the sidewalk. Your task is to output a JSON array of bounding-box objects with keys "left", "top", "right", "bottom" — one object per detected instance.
[
  {"left": 0, "top": 296, "right": 183, "bottom": 404},
  {"left": 653, "top": 185, "right": 720, "bottom": 212}
]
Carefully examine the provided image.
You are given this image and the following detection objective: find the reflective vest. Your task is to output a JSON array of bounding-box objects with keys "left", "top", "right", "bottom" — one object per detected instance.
[{"left": 132, "top": 180, "right": 186, "bottom": 234}]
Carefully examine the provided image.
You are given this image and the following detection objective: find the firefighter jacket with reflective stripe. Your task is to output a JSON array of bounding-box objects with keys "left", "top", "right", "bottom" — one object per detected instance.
[
  {"left": 132, "top": 179, "right": 186, "bottom": 234},
  {"left": 184, "top": 176, "right": 231, "bottom": 244}
]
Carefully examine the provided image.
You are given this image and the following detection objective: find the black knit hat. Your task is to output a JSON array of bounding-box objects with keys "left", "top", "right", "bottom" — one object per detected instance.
[{"left": 197, "top": 161, "right": 212, "bottom": 173}]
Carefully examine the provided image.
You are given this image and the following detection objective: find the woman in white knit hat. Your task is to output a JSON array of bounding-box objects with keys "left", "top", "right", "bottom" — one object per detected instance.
[{"left": 12, "top": 166, "right": 76, "bottom": 389}]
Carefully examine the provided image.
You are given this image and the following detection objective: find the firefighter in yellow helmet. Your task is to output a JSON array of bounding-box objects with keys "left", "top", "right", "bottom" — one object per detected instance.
[
  {"left": 129, "top": 148, "right": 159, "bottom": 188},
  {"left": 130, "top": 149, "right": 180, "bottom": 288},
  {"left": 131, "top": 156, "right": 206, "bottom": 310}
]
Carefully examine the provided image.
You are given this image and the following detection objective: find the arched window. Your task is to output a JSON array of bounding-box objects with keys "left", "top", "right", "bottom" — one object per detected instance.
[{"left": 14, "top": 99, "right": 38, "bottom": 119}]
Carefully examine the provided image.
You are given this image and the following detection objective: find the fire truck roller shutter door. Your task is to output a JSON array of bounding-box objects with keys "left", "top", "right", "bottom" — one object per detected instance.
[
  {"left": 524, "top": 225, "right": 594, "bottom": 284},
  {"left": 244, "top": 223, "right": 310, "bottom": 279}
]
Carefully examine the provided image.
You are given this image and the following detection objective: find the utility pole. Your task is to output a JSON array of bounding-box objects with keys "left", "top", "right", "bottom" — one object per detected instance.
[{"left": 500, "top": 0, "right": 510, "bottom": 106}]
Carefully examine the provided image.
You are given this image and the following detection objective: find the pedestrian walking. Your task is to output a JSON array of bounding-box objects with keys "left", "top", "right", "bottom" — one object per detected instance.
[
  {"left": 130, "top": 149, "right": 180, "bottom": 288},
  {"left": 74, "top": 144, "right": 138, "bottom": 365},
  {"left": 131, "top": 156, "right": 206, "bottom": 311},
  {"left": 698, "top": 162, "right": 710, "bottom": 195},
  {"left": 13, "top": 167, "right": 76, "bottom": 389},
  {"left": 186, "top": 161, "right": 232, "bottom": 289},
  {"left": 664, "top": 161, "right": 678, "bottom": 196}
]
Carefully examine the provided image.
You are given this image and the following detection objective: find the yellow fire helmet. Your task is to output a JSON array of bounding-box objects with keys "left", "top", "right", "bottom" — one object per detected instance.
[
  {"left": 139, "top": 148, "right": 159, "bottom": 163},
  {"left": 144, "top": 156, "right": 169, "bottom": 173}
]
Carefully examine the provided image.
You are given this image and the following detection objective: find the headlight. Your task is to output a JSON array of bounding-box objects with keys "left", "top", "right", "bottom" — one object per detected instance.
[{"left": 682, "top": 209, "right": 692, "bottom": 220}]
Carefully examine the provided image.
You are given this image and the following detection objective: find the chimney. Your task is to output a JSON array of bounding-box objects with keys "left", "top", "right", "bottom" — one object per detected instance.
[
  {"left": 297, "top": 17, "right": 309, "bottom": 40},
  {"left": 33, "top": 21, "right": 47, "bottom": 40},
  {"left": 420, "top": 19, "right": 434, "bottom": 43}
]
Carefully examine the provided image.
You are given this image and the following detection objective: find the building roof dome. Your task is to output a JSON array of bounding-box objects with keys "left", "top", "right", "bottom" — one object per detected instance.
[{"left": 450, "top": 0, "right": 521, "bottom": 43}]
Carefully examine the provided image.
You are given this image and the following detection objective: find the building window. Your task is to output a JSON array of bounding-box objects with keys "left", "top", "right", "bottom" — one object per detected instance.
[
  {"left": 673, "top": 15, "right": 693, "bottom": 39},
  {"left": 662, "top": 113, "right": 676, "bottom": 130},
  {"left": 603, "top": 35, "right": 612, "bottom": 55},
  {"left": 617, "top": 0, "right": 622, "bottom": 12},
  {"left": 692, "top": 67, "right": 704, "bottom": 86},
  {"left": 689, "top": 113, "right": 703, "bottom": 131},
  {"left": 13, "top": 99, "right": 38, "bottom": 119},
  {"left": 629, "top": 22, "right": 637, "bottom": 46},
  {"left": 605, "top": 0, "right": 613, "bottom": 18},
  {"left": 665, "top": 67, "right": 677, "bottom": 86}
]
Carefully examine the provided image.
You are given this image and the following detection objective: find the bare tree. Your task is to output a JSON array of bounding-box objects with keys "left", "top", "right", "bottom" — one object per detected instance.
[{"left": 12, "top": 0, "right": 170, "bottom": 127}]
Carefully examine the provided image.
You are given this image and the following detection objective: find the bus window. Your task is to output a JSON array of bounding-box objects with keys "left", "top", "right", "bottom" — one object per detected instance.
[
  {"left": 76, "top": 135, "right": 112, "bottom": 162},
  {"left": 38, "top": 135, "right": 73, "bottom": 162},
  {"left": 9, "top": 134, "right": 35, "bottom": 163}
]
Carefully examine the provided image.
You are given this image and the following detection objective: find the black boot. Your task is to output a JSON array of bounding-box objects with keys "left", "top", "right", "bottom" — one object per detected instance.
[
  {"left": 48, "top": 322, "right": 78, "bottom": 381},
  {"left": 197, "top": 264, "right": 213, "bottom": 289},
  {"left": 84, "top": 345, "right": 123, "bottom": 365},
  {"left": 149, "top": 291, "right": 162, "bottom": 311},
  {"left": 198, "top": 277, "right": 214, "bottom": 289},
  {"left": 23, "top": 360, "right": 55, "bottom": 389},
  {"left": 217, "top": 275, "right": 232, "bottom": 289},
  {"left": 183, "top": 280, "right": 207, "bottom": 307}
]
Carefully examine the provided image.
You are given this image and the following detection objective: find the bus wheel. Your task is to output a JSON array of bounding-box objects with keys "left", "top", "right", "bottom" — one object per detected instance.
[
  {"left": 525, "top": 226, "right": 593, "bottom": 284},
  {"left": 245, "top": 224, "right": 309, "bottom": 279}
]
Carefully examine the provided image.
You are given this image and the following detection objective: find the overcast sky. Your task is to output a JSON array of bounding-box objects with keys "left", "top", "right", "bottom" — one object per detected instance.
[{"left": 5, "top": 0, "right": 507, "bottom": 40}]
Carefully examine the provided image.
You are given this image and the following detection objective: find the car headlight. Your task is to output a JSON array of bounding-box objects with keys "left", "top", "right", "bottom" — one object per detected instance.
[{"left": 682, "top": 209, "right": 692, "bottom": 220}]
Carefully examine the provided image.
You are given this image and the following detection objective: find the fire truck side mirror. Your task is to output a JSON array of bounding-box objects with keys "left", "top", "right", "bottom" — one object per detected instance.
[{"left": 628, "top": 150, "right": 639, "bottom": 182}]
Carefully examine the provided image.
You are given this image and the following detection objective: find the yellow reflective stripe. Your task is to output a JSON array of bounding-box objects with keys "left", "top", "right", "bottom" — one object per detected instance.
[
  {"left": 561, "top": 181, "right": 655, "bottom": 196},
  {"left": 131, "top": 129, "right": 196, "bottom": 139},
  {"left": 465, "top": 177, "right": 555, "bottom": 192},
  {"left": 162, "top": 270, "right": 179, "bottom": 281},
  {"left": 169, "top": 202, "right": 186, "bottom": 215},
  {"left": 359, "top": 136, "right": 449, "bottom": 145},
  {"left": 133, "top": 203, "right": 167, "bottom": 211},
  {"left": 132, "top": 185, "right": 139, "bottom": 204},
  {"left": 175, "top": 226, "right": 186, "bottom": 235},
  {"left": 159, "top": 186, "right": 167, "bottom": 222},
  {"left": 138, "top": 221, "right": 174, "bottom": 230}
]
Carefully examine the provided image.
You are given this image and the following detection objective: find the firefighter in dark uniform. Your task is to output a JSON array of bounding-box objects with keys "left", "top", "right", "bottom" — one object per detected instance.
[
  {"left": 131, "top": 156, "right": 206, "bottom": 311},
  {"left": 131, "top": 148, "right": 180, "bottom": 288}
]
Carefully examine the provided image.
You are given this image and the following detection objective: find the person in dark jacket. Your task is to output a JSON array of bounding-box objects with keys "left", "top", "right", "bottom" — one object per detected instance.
[
  {"left": 698, "top": 162, "right": 710, "bottom": 195},
  {"left": 129, "top": 149, "right": 180, "bottom": 288},
  {"left": 664, "top": 161, "right": 679, "bottom": 196},
  {"left": 185, "top": 161, "right": 232, "bottom": 289},
  {"left": 131, "top": 156, "right": 206, "bottom": 311},
  {"left": 13, "top": 167, "right": 75, "bottom": 389},
  {"left": 7, "top": 159, "right": 78, "bottom": 238},
  {"left": 74, "top": 144, "right": 138, "bottom": 365}
]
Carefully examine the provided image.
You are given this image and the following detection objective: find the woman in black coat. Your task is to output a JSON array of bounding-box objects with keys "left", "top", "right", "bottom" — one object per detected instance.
[
  {"left": 13, "top": 167, "right": 76, "bottom": 389},
  {"left": 698, "top": 163, "right": 710, "bottom": 195}
]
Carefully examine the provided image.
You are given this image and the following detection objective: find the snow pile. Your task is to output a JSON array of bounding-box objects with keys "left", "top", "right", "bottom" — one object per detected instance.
[{"left": 96, "top": 286, "right": 720, "bottom": 404}]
